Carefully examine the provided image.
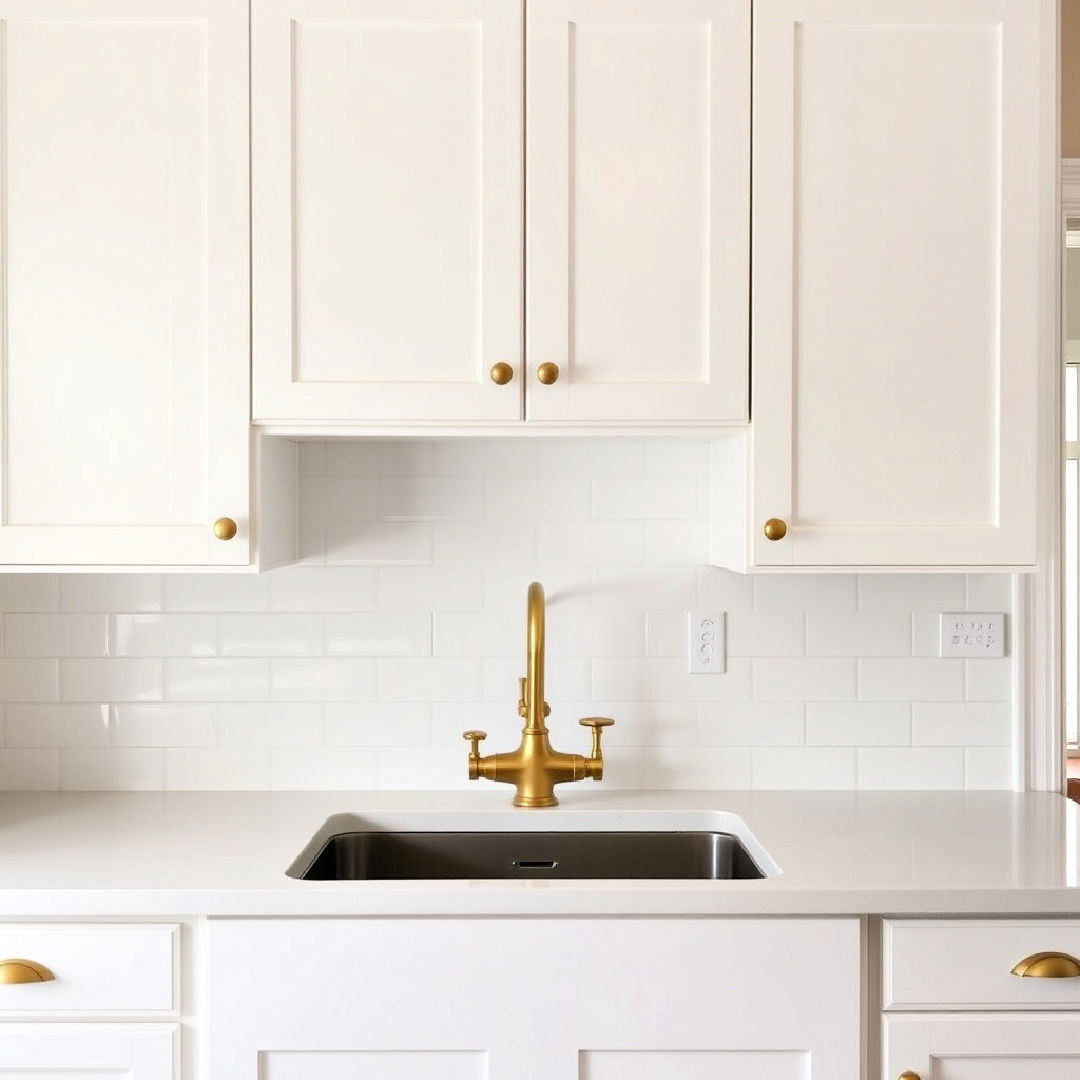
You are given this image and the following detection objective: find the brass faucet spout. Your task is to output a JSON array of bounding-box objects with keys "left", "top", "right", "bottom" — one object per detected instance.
[{"left": 463, "top": 581, "right": 615, "bottom": 807}]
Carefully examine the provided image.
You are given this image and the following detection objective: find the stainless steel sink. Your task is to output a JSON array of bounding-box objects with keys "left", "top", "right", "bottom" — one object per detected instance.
[{"left": 294, "top": 830, "right": 766, "bottom": 880}]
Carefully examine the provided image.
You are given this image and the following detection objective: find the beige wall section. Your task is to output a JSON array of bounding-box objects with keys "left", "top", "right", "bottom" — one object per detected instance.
[{"left": 1066, "top": 0, "right": 1080, "bottom": 156}]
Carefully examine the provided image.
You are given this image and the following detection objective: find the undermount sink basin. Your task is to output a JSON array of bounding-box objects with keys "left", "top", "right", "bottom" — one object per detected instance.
[{"left": 294, "top": 830, "right": 766, "bottom": 880}]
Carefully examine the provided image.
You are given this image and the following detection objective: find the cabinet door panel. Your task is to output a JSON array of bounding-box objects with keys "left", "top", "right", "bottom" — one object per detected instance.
[
  {"left": 885, "top": 1014, "right": 1080, "bottom": 1080},
  {"left": 752, "top": 0, "right": 1051, "bottom": 567},
  {"left": 581, "top": 1050, "right": 808, "bottom": 1079},
  {"left": 527, "top": 0, "right": 749, "bottom": 423},
  {"left": 264, "top": 1051, "right": 485, "bottom": 1080},
  {"left": 252, "top": 0, "right": 522, "bottom": 423},
  {"left": 0, "top": 0, "right": 249, "bottom": 566}
]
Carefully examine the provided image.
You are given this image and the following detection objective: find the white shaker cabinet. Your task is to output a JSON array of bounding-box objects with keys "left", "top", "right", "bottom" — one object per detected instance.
[
  {"left": 0, "top": 1025, "right": 175, "bottom": 1080},
  {"left": 525, "top": 0, "right": 749, "bottom": 423},
  {"left": 0, "top": 0, "right": 250, "bottom": 567},
  {"left": 748, "top": 0, "right": 1053, "bottom": 568},
  {"left": 251, "top": 0, "right": 523, "bottom": 425},
  {"left": 209, "top": 917, "right": 861, "bottom": 1080}
]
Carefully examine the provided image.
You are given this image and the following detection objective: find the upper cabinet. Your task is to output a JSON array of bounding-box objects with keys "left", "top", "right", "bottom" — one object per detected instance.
[
  {"left": 251, "top": 0, "right": 524, "bottom": 425},
  {"left": 251, "top": 0, "right": 750, "bottom": 426},
  {"left": 0, "top": 0, "right": 250, "bottom": 567},
  {"left": 525, "top": 0, "right": 749, "bottom": 423},
  {"left": 746, "top": 0, "right": 1053, "bottom": 569}
]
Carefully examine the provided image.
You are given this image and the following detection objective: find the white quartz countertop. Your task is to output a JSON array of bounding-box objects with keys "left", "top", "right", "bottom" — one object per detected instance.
[{"left": 1, "top": 788, "right": 1079, "bottom": 916}]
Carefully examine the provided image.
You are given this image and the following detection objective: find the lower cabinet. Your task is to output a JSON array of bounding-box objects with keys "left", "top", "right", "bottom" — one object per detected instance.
[
  {"left": 208, "top": 917, "right": 862, "bottom": 1080},
  {"left": 0, "top": 1024, "right": 175, "bottom": 1080},
  {"left": 885, "top": 1014, "right": 1080, "bottom": 1078}
]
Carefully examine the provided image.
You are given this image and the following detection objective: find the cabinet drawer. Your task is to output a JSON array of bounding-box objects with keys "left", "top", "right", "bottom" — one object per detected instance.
[
  {"left": 0, "top": 1023, "right": 175, "bottom": 1079},
  {"left": 885, "top": 919, "right": 1080, "bottom": 1010},
  {"left": 0, "top": 924, "right": 178, "bottom": 1014}
]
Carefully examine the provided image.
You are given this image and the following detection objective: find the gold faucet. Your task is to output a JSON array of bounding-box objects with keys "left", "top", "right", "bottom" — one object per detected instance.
[{"left": 462, "top": 581, "right": 615, "bottom": 807}]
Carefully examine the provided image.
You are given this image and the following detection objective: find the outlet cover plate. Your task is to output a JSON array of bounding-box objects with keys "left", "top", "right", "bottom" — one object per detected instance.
[
  {"left": 689, "top": 611, "right": 726, "bottom": 674},
  {"left": 939, "top": 612, "right": 1005, "bottom": 658}
]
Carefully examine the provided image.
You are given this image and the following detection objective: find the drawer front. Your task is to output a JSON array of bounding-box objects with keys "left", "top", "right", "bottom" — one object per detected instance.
[
  {"left": 0, "top": 1023, "right": 176, "bottom": 1079},
  {"left": 0, "top": 924, "right": 178, "bottom": 1014},
  {"left": 885, "top": 919, "right": 1080, "bottom": 1010}
]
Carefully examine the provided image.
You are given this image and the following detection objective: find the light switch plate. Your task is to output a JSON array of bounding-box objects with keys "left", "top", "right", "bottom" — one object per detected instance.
[
  {"left": 939, "top": 612, "right": 1005, "bottom": 658},
  {"left": 688, "top": 611, "right": 726, "bottom": 674}
]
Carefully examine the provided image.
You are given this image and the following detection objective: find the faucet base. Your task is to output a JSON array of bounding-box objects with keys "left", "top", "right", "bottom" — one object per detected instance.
[{"left": 513, "top": 792, "right": 558, "bottom": 808}]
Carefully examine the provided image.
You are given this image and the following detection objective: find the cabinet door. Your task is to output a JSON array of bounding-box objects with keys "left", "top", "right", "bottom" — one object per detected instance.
[
  {"left": 752, "top": 0, "right": 1052, "bottom": 568},
  {"left": 0, "top": 1024, "right": 175, "bottom": 1080},
  {"left": 885, "top": 1014, "right": 1080, "bottom": 1079},
  {"left": 209, "top": 918, "right": 860, "bottom": 1080},
  {"left": 252, "top": 0, "right": 522, "bottom": 424},
  {"left": 0, "top": 0, "right": 249, "bottom": 567},
  {"left": 526, "top": 0, "right": 749, "bottom": 424}
]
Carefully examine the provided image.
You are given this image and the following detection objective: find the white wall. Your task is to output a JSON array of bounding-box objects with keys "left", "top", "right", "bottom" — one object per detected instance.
[{"left": 0, "top": 439, "right": 1013, "bottom": 791}]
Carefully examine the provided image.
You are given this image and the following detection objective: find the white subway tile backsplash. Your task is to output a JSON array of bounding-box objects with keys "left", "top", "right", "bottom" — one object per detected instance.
[{"left": 0, "top": 439, "right": 1015, "bottom": 792}]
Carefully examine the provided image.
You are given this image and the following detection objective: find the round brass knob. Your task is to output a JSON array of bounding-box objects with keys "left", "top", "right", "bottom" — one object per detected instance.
[
  {"left": 536, "top": 362, "right": 560, "bottom": 385},
  {"left": 898, "top": 1073, "right": 921, "bottom": 1080},
  {"left": 0, "top": 959, "right": 54, "bottom": 984},
  {"left": 1011, "top": 951, "right": 1080, "bottom": 978},
  {"left": 763, "top": 518, "right": 787, "bottom": 542},
  {"left": 212, "top": 517, "right": 238, "bottom": 541},
  {"left": 490, "top": 362, "right": 514, "bottom": 386}
]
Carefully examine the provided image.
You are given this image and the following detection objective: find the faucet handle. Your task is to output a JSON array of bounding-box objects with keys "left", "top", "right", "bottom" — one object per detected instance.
[
  {"left": 463, "top": 730, "right": 487, "bottom": 757},
  {"left": 579, "top": 717, "right": 614, "bottom": 760}
]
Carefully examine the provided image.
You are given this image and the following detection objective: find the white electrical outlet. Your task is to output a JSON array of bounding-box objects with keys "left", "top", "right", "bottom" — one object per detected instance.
[
  {"left": 688, "top": 611, "right": 726, "bottom": 674},
  {"left": 939, "top": 612, "right": 1006, "bottom": 658}
]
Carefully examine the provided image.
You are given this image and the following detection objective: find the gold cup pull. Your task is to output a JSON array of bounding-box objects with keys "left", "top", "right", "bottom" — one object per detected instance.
[
  {"left": 0, "top": 959, "right": 54, "bottom": 984},
  {"left": 537, "top": 362, "right": 560, "bottom": 385},
  {"left": 212, "top": 517, "right": 238, "bottom": 541},
  {"left": 1011, "top": 951, "right": 1080, "bottom": 978},
  {"left": 490, "top": 362, "right": 514, "bottom": 385},
  {"left": 763, "top": 518, "right": 787, "bottom": 542}
]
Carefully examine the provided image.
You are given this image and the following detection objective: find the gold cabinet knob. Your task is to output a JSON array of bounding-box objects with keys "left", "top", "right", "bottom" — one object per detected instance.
[
  {"left": 763, "top": 518, "right": 787, "bottom": 542},
  {"left": 212, "top": 517, "right": 238, "bottom": 541},
  {"left": 0, "top": 959, "right": 54, "bottom": 984},
  {"left": 898, "top": 1073, "right": 921, "bottom": 1080},
  {"left": 536, "top": 362, "right": 560, "bottom": 385},
  {"left": 1011, "top": 951, "right": 1080, "bottom": 978},
  {"left": 490, "top": 362, "right": 514, "bottom": 385}
]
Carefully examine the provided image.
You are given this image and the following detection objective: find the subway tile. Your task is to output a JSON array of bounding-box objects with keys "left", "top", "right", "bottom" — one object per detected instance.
[
  {"left": 911, "top": 703, "right": 1012, "bottom": 746},
  {"left": 593, "top": 476, "right": 698, "bottom": 520},
  {"left": 0, "top": 748, "right": 59, "bottom": 789},
  {"left": 484, "top": 475, "right": 591, "bottom": 521},
  {"left": 534, "top": 439, "right": 644, "bottom": 477},
  {"left": 326, "top": 613, "right": 431, "bottom": 657},
  {"left": 432, "top": 520, "right": 537, "bottom": 565},
  {"left": 858, "top": 574, "right": 965, "bottom": 612},
  {"left": 110, "top": 703, "right": 217, "bottom": 747},
  {"left": 5, "top": 614, "right": 109, "bottom": 658},
  {"left": 591, "top": 657, "right": 752, "bottom": 703},
  {"left": 4, "top": 704, "right": 110, "bottom": 748},
  {"left": 434, "top": 440, "right": 538, "bottom": 476},
  {"left": 537, "top": 521, "right": 643, "bottom": 565},
  {"left": 113, "top": 614, "right": 217, "bottom": 657},
  {"left": 326, "top": 441, "right": 433, "bottom": 476},
  {"left": 805, "top": 703, "right": 911, "bottom": 747},
  {"left": 0, "top": 576, "right": 60, "bottom": 613},
  {"left": 645, "top": 613, "right": 689, "bottom": 658},
  {"left": 752, "top": 658, "right": 856, "bottom": 701},
  {"left": 378, "top": 475, "right": 483, "bottom": 520},
  {"left": 60, "top": 748, "right": 164, "bottom": 790},
  {"left": 858, "top": 658, "right": 964, "bottom": 702},
  {"left": 56, "top": 659, "right": 161, "bottom": 707},
  {"left": 269, "top": 566, "right": 377, "bottom": 612},
  {"left": 726, "top": 612, "right": 805, "bottom": 657},
  {"left": 0, "top": 659, "right": 59, "bottom": 702},
  {"left": 640, "top": 746, "right": 752, "bottom": 789},
  {"left": 61, "top": 575, "right": 162, "bottom": 613},
  {"left": 592, "top": 567, "right": 697, "bottom": 611},
  {"left": 219, "top": 614, "right": 323, "bottom": 657},
  {"left": 965, "top": 574, "right": 1013, "bottom": 612},
  {"left": 270, "top": 747, "right": 377, "bottom": 790},
  {"left": 270, "top": 659, "right": 376, "bottom": 701},
  {"left": 696, "top": 567, "right": 755, "bottom": 612},
  {"left": 965, "top": 658, "right": 1012, "bottom": 702},
  {"left": 165, "top": 748, "right": 270, "bottom": 790},
  {"left": 857, "top": 747, "right": 965, "bottom": 790},
  {"left": 325, "top": 521, "right": 432, "bottom": 564},
  {"left": 805, "top": 613, "right": 910, "bottom": 657},
  {"left": 380, "top": 567, "right": 483, "bottom": 612},
  {"left": 217, "top": 703, "right": 324, "bottom": 747},
  {"left": 545, "top": 610, "right": 645, "bottom": 658},
  {"left": 433, "top": 612, "right": 521, "bottom": 658},
  {"left": 752, "top": 747, "right": 856, "bottom": 790},
  {"left": 298, "top": 441, "right": 326, "bottom": 475},
  {"left": 484, "top": 657, "right": 591, "bottom": 703},
  {"left": 376, "top": 746, "right": 471, "bottom": 789},
  {"left": 965, "top": 747, "right": 1013, "bottom": 789},
  {"left": 558, "top": 700, "right": 698, "bottom": 746},
  {"left": 911, "top": 613, "right": 939, "bottom": 657},
  {"left": 485, "top": 567, "right": 594, "bottom": 612},
  {"left": 300, "top": 476, "right": 378, "bottom": 520},
  {"left": 644, "top": 440, "right": 710, "bottom": 475},
  {"left": 325, "top": 703, "right": 431, "bottom": 746},
  {"left": 754, "top": 574, "right": 858, "bottom": 613},
  {"left": 643, "top": 521, "right": 710, "bottom": 565},
  {"left": 166, "top": 659, "right": 267, "bottom": 702},
  {"left": 430, "top": 701, "right": 511, "bottom": 745},
  {"left": 696, "top": 703, "right": 805, "bottom": 746},
  {"left": 381, "top": 658, "right": 484, "bottom": 702},
  {"left": 164, "top": 574, "right": 270, "bottom": 612}
]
